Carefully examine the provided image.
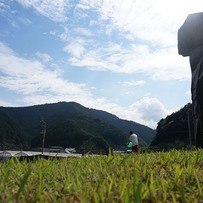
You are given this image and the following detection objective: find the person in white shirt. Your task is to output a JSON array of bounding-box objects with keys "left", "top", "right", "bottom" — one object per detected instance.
[{"left": 129, "top": 131, "right": 138, "bottom": 152}]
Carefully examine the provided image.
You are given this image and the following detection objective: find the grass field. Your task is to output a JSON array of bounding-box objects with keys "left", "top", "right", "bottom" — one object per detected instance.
[{"left": 0, "top": 149, "right": 203, "bottom": 203}]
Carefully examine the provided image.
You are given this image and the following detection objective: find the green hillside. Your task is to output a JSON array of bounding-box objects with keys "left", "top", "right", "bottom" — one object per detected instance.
[
  {"left": 0, "top": 109, "right": 29, "bottom": 150},
  {"left": 150, "top": 103, "right": 194, "bottom": 149}
]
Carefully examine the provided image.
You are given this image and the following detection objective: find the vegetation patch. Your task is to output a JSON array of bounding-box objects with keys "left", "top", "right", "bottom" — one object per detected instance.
[{"left": 0, "top": 149, "right": 203, "bottom": 202}]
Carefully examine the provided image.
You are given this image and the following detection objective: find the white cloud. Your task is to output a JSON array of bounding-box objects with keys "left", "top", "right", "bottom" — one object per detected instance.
[
  {"left": 122, "top": 80, "right": 145, "bottom": 87},
  {"left": 73, "top": 27, "right": 93, "bottom": 37},
  {"left": 0, "top": 1, "right": 11, "bottom": 15},
  {"left": 0, "top": 99, "right": 14, "bottom": 107},
  {"left": 15, "top": 0, "right": 203, "bottom": 47},
  {"left": 16, "top": 0, "right": 71, "bottom": 22},
  {"left": 68, "top": 0, "right": 200, "bottom": 81},
  {"left": 79, "top": 0, "right": 203, "bottom": 47},
  {"left": 58, "top": 27, "right": 70, "bottom": 41},
  {"left": 31, "top": 0, "right": 193, "bottom": 81},
  {"left": 127, "top": 97, "right": 175, "bottom": 128},
  {"left": 65, "top": 41, "right": 190, "bottom": 81},
  {"left": 64, "top": 39, "right": 86, "bottom": 58},
  {"left": 0, "top": 42, "right": 89, "bottom": 96},
  {"left": 35, "top": 52, "right": 52, "bottom": 63}
]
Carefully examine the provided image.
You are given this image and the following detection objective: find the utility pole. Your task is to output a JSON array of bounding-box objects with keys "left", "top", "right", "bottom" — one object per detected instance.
[{"left": 40, "top": 120, "right": 46, "bottom": 154}]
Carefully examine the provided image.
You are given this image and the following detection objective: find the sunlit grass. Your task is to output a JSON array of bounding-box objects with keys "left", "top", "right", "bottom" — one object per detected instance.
[{"left": 0, "top": 149, "right": 203, "bottom": 202}]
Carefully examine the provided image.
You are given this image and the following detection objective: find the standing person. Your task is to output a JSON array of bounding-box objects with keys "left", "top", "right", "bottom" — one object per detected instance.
[{"left": 129, "top": 131, "right": 138, "bottom": 153}]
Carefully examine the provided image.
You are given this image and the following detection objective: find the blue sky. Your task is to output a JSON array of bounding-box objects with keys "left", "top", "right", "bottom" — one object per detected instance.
[{"left": 0, "top": 0, "right": 202, "bottom": 129}]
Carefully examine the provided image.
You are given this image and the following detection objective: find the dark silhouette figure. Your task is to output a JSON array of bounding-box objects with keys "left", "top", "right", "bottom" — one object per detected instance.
[{"left": 178, "top": 12, "right": 203, "bottom": 148}]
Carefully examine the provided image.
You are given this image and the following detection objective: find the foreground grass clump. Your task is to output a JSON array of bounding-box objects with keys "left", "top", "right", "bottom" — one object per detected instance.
[{"left": 0, "top": 150, "right": 203, "bottom": 203}]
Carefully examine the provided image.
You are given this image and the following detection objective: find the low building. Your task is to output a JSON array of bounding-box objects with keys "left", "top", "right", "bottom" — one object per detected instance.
[
  {"left": 65, "top": 148, "right": 76, "bottom": 153},
  {"left": 49, "top": 146, "right": 65, "bottom": 153}
]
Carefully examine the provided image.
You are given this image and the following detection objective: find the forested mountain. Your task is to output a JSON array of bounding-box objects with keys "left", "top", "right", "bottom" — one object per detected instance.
[
  {"left": 150, "top": 103, "right": 194, "bottom": 149},
  {"left": 0, "top": 109, "right": 29, "bottom": 150},
  {"left": 0, "top": 102, "right": 155, "bottom": 153}
]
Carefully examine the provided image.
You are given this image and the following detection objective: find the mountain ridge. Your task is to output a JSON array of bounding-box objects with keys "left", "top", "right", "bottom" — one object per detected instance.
[{"left": 0, "top": 101, "right": 156, "bottom": 152}]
